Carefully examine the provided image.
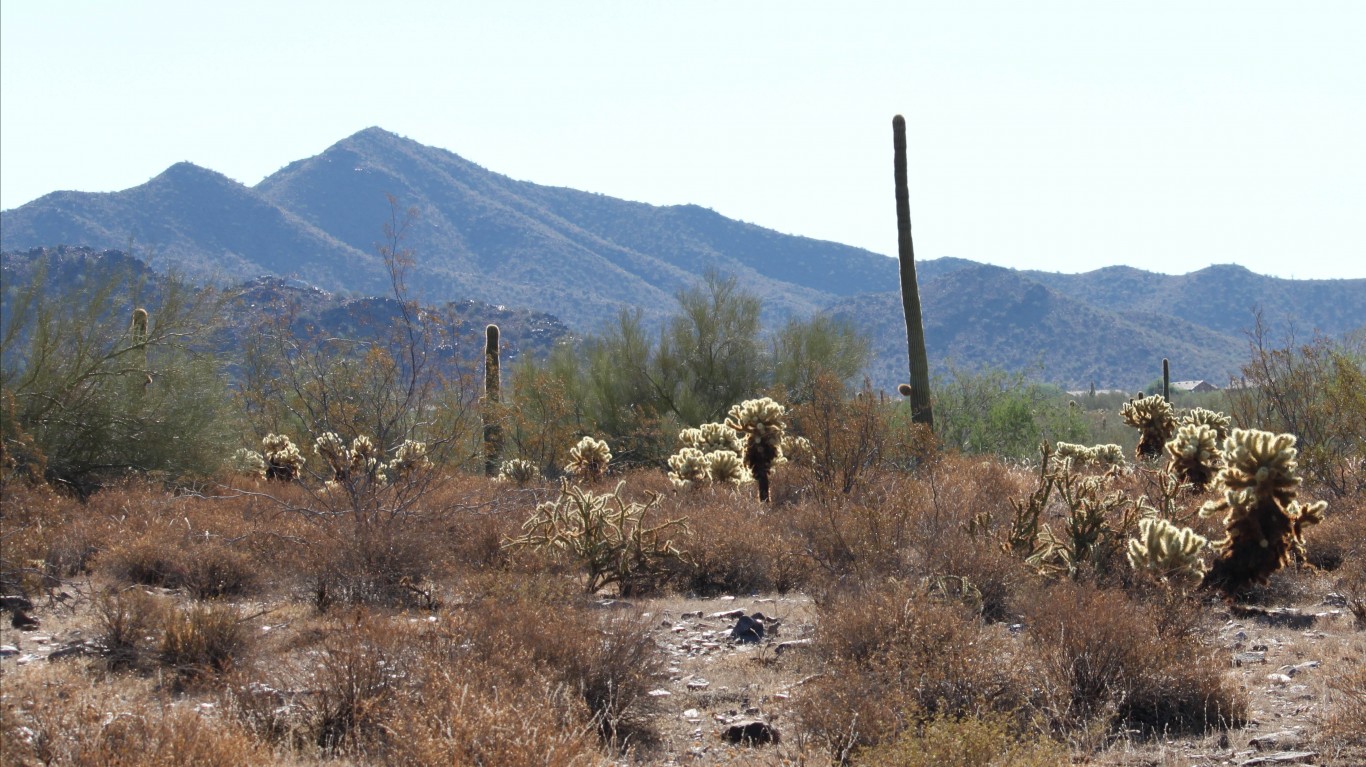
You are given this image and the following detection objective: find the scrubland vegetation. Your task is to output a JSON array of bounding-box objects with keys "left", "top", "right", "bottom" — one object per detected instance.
[{"left": 2, "top": 248, "right": 1364, "bottom": 765}]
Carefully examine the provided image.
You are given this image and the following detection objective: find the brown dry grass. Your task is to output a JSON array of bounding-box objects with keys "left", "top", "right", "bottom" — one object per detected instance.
[{"left": 0, "top": 454, "right": 1360, "bottom": 766}]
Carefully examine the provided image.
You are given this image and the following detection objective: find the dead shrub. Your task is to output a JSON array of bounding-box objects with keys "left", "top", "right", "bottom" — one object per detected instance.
[
  {"left": 662, "top": 490, "right": 811, "bottom": 596},
  {"left": 798, "top": 581, "right": 1030, "bottom": 761},
  {"left": 1316, "top": 663, "right": 1366, "bottom": 758},
  {"left": 1019, "top": 581, "right": 1245, "bottom": 737},
  {"left": 792, "top": 472, "right": 924, "bottom": 581},
  {"left": 160, "top": 602, "right": 251, "bottom": 687},
  {"left": 183, "top": 542, "right": 261, "bottom": 599},
  {"left": 94, "top": 587, "right": 166, "bottom": 671},
  {"left": 164, "top": 611, "right": 244, "bottom": 685},
  {"left": 0, "top": 666, "right": 267, "bottom": 766},
  {"left": 99, "top": 525, "right": 192, "bottom": 589}
]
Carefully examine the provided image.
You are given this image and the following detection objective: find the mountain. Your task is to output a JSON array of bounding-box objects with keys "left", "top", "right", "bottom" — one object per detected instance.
[
  {"left": 832, "top": 264, "right": 1249, "bottom": 389},
  {"left": 4, "top": 128, "right": 1363, "bottom": 390},
  {"left": 1022, "top": 264, "right": 1366, "bottom": 341}
]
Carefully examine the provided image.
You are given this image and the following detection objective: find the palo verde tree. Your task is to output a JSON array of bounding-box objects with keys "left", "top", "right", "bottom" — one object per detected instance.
[{"left": 1, "top": 250, "right": 233, "bottom": 495}]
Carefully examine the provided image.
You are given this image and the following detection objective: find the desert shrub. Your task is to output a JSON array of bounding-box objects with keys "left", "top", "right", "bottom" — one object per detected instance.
[
  {"left": 1227, "top": 321, "right": 1366, "bottom": 499},
  {"left": 855, "top": 708, "right": 1067, "bottom": 767},
  {"left": 100, "top": 527, "right": 192, "bottom": 589},
  {"left": 798, "top": 581, "right": 1030, "bottom": 761},
  {"left": 932, "top": 367, "right": 1089, "bottom": 460},
  {"left": 0, "top": 666, "right": 267, "bottom": 767},
  {"left": 94, "top": 587, "right": 166, "bottom": 671},
  {"left": 1316, "top": 663, "right": 1366, "bottom": 757},
  {"left": 183, "top": 543, "right": 260, "bottom": 599},
  {"left": 789, "top": 375, "right": 897, "bottom": 499},
  {"left": 1019, "top": 581, "right": 1244, "bottom": 736},
  {"left": 661, "top": 490, "right": 811, "bottom": 596},
  {"left": 160, "top": 602, "right": 251, "bottom": 687}
]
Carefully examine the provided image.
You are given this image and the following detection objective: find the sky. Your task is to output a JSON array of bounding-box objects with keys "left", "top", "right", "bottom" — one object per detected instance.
[{"left": 2, "top": 1, "right": 1363, "bottom": 280}]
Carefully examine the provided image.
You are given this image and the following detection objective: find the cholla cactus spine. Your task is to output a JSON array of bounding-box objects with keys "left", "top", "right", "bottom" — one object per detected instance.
[
  {"left": 1127, "top": 516, "right": 1208, "bottom": 585},
  {"left": 387, "top": 439, "right": 432, "bottom": 481},
  {"left": 565, "top": 436, "right": 612, "bottom": 483},
  {"left": 725, "top": 397, "right": 787, "bottom": 502}
]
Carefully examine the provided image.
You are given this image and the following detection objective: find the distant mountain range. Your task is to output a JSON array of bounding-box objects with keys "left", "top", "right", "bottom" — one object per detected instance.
[{"left": 4, "top": 127, "right": 1363, "bottom": 390}]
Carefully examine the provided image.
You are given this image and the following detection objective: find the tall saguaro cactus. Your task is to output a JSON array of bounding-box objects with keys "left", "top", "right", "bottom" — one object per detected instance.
[
  {"left": 892, "top": 115, "right": 933, "bottom": 427},
  {"left": 483, "top": 324, "right": 503, "bottom": 477}
]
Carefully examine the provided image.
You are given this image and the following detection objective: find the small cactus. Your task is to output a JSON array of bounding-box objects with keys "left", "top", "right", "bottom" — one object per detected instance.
[
  {"left": 231, "top": 448, "right": 267, "bottom": 479},
  {"left": 678, "top": 422, "right": 745, "bottom": 455},
  {"left": 497, "top": 458, "right": 541, "bottom": 486},
  {"left": 261, "top": 433, "right": 305, "bottom": 482},
  {"left": 387, "top": 439, "right": 432, "bottom": 481},
  {"left": 314, "top": 432, "right": 383, "bottom": 483},
  {"left": 1053, "top": 442, "right": 1127, "bottom": 470},
  {"left": 705, "top": 450, "right": 751, "bottom": 485},
  {"left": 1121, "top": 395, "right": 1176, "bottom": 459},
  {"left": 725, "top": 397, "right": 787, "bottom": 502},
  {"left": 565, "top": 436, "right": 612, "bottom": 483},
  {"left": 1199, "top": 429, "right": 1327, "bottom": 593},
  {"left": 1127, "top": 516, "right": 1208, "bottom": 586}
]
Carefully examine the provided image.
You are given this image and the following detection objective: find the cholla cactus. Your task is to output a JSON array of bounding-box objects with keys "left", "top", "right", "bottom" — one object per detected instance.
[
  {"left": 1121, "top": 395, "right": 1176, "bottom": 459},
  {"left": 1053, "top": 442, "right": 1127, "bottom": 471},
  {"left": 1127, "top": 516, "right": 1208, "bottom": 586},
  {"left": 262, "top": 433, "right": 305, "bottom": 482},
  {"left": 1180, "top": 407, "right": 1231, "bottom": 443},
  {"left": 387, "top": 439, "right": 432, "bottom": 482},
  {"left": 314, "top": 432, "right": 383, "bottom": 483},
  {"left": 1199, "top": 429, "right": 1328, "bottom": 593},
  {"left": 667, "top": 447, "right": 710, "bottom": 489},
  {"left": 565, "top": 436, "right": 612, "bottom": 483},
  {"left": 1165, "top": 423, "right": 1221, "bottom": 490},
  {"left": 504, "top": 481, "right": 688, "bottom": 594},
  {"left": 231, "top": 448, "right": 267, "bottom": 479},
  {"left": 678, "top": 422, "right": 745, "bottom": 455},
  {"left": 498, "top": 458, "right": 541, "bottom": 486},
  {"left": 780, "top": 434, "right": 813, "bottom": 466},
  {"left": 725, "top": 397, "right": 787, "bottom": 502},
  {"left": 706, "top": 450, "right": 751, "bottom": 485}
]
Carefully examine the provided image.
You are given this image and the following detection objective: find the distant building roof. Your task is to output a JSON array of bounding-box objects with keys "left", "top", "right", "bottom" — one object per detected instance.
[{"left": 1171, "top": 380, "right": 1218, "bottom": 392}]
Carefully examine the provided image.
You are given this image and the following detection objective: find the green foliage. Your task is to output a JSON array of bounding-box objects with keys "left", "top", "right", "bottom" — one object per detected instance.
[
  {"left": 503, "top": 480, "right": 689, "bottom": 595},
  {"left": 0, "top": 258, "right": 233, "bottom": 495},
  {"left": 932, "top": 367, "right": 1089, "bottom": 460},
  {"left": 1227, "top": 320, "right": 1366, "bottom": 498},
  {"left": 771, "top": 314, "right": 869, "bottom": 403}
]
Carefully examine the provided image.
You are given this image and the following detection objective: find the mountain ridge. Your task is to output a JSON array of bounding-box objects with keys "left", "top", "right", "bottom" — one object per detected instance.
[{"left": 4, "top": 127, "right": 1363, "bottom": 390}]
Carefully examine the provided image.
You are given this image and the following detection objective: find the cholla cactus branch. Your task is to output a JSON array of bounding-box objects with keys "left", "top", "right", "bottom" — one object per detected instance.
[
  {"left": 725, "top": 397, "right": 787, "bottom": 502},
  {"left": 1180, "top": 407, "right": 1231, "bottom": 443},
  {"left": 387, "top": 439, "right": 432, "bottom": 482},
  {"left": 1121, "top": 395, "right": 1176, "bottom": 459},
  {"left": 667, "top": 447, "right": 710, "bottom": 489},
  {"left": 1199, "top": 428, "right": 1328, "bottom": 593}
]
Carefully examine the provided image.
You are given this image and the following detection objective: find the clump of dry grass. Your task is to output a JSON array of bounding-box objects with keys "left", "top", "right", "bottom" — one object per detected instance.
[
  {"left": 0, "top": 665, "right": 268, "bottom": 766},
  {"left": 796, "top": 581, "right": 1032, "bottom": 762},
  {"left": 1018, "top": 580, "right": 1245, "bottom": 737},
  {"left": 1316, "top": 662, "right": 1366, "bottom": 760},
  {"left": 660, "top": 488, "right": 811, "bottom": 596},
  {"left": 856, "top": 708, "right": 1068, "bottom": 767}
]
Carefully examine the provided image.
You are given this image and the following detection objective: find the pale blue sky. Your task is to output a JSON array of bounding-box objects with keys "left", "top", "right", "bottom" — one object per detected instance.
[{"left": 3, "top": 1, "right": 1363, "bottom": 279}]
